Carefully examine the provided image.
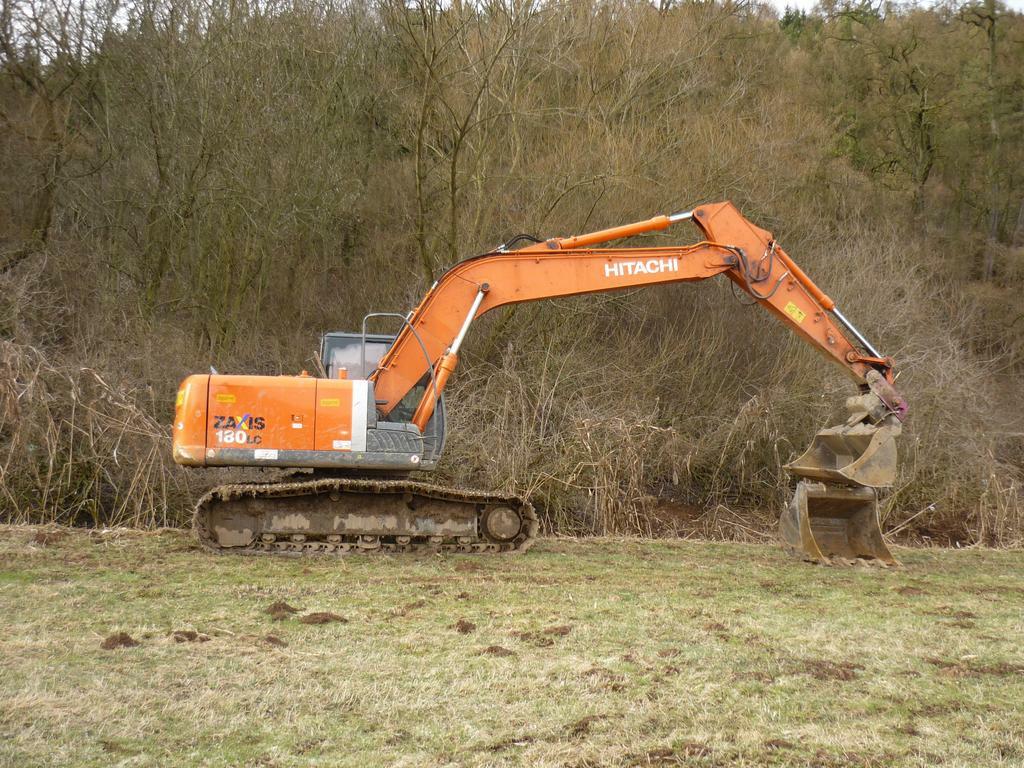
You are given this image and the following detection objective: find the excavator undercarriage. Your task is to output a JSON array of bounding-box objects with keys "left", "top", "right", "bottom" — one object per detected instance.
[{"left": 194, "top": 477, "right": 538, "bottom": 555}]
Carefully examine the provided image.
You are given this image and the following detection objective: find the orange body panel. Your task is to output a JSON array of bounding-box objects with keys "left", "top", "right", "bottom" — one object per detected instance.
[
  {"left": 206, "top": 375, "right": 316, "bottom": 454},
  {"left": 173, "top": 374, "right": 370, "bottom": 466},
  {"left": 173, "top": 374, "right": 210, "bottom": 465},
  {"left": 314, "top": 379, "right": 361, "bottom": 452}
]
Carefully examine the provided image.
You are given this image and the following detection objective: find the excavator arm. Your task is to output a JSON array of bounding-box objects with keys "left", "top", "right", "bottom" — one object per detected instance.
[{"left": 370, "top": 201, "right": 909, "bottom": 565}]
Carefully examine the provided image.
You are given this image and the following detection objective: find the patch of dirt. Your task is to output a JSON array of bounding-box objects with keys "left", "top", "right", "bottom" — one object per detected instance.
[
  {"left": 583, "top": 666, "right": 626, "bottom": 691},
  {"left": 455, "top": 591, "right": 471, "bottom": 600},
  {"left": 657, "top": 648, "right": 680, "bottom": 658},
  {"left": 913, "top": 702, "right": 959, "bottom": 717},
  {"left": 662, "top": 665, "right": 681, "bottom": 676},
  {"left": 927, "top": 658, "right": 1024, "bottom": 678},
  {"left": 298, "top": 612, "right": 347, "bottom": 625},
  {"left": 100, "top": 632, "right": 138, "bottom": 650},
  {"left": 390, "top": 599, "right": 427, "bottom": 618},
  {"left": 568, "top": 714, "right": 606, "bottom": 737},
  {"left": 808, "top": 748, "right": 899, "bottom": 768},
  {"left": 171, "top": 630, "right": 210, "bottom": 643},
  {"left": 510, "top": 630, "right": 554, "bottom": 647},
  {"left": 631, "top": 742, "right": 709, "bottom": 764},
  {"left": 487, "top": 735, "right": 533, "bottom": 751},
  {"left": 641, "top": 747, "right": 676, "bottom": 763},
  {"left": 98, "top": 739, "right": 138, "bottom": 756},
  {"left": 973, "top": 661, "right": 1024, "bottom": 676},
  {"left": 764, "top": 738, "right": 794, "bottom": 750},
  {"left": 963, "top": 584, "right": 1024, "bottom": 597},
  {"left": 679, "top": 742, "right": 712, "bottom": 757},
  {"left": 264, "top": 635, "right": 288, "bottom": 648},
  {"left": 895, "top": 722, "right": 920, "bottom": 736},
  {"left": 895, "top": 586, "right": 927, "bottom": 596},
  {"left": 453, "top": 619, "right": 476, "bottom": 634},
  {"left": 480, "top": 645, "right": 516, "bottom": 657},
  {"left": 946, "top": 619, "right": 976, "bottom": 629},
  {"left": 795, "top": 658, "right": 864, "bottom": 681},
  {"left": 647, "top": 500, "right": 704, "bottom": 536},
  {"left": 928, "top": 607, "right": 978, "bottom": 619},
  {"left": 509, "top": 624, "right": 572, "bottom": 647},
  {"left": 266, "top": 600, "right": 299, "bottom": 620},
  {"left": 32, "top": 530, "right": 66, "bottom": 546},
  {"left": 454, "top": 560, "right": 482, "bottom": 573}
]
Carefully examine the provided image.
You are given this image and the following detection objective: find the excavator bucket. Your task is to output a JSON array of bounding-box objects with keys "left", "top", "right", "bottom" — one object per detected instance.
[
  {"left": 784, "top": 418, "right": 900, "bottom": 488},
  {"left": 780, "top": 481, "right": 896, "bottom": 565},
  {"left": 781, "top": 382, "right": 903, "bottom": 565}
]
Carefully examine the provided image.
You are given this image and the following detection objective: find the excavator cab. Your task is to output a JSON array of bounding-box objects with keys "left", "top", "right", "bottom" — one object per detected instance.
[
  {"left": 319, "top": 331, "right": 448, "bottom": 457},
  {"left": 321, "top": 332, "right": 393, "bottom": 381}
]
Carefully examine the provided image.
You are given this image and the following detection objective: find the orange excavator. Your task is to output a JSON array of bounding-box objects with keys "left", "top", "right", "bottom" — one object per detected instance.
[{"left": 173, "top": 202, "right": 908, "bottom": 563}]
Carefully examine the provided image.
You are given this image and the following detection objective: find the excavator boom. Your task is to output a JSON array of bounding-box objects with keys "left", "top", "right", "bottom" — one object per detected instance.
[{"left": 371, "top": 202, "right": 904, "bottom": 419}]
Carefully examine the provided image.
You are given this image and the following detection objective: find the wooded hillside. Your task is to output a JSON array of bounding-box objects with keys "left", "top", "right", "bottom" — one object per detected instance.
[{"left": 1, "top": 0, "right": 1021, "bottom": 543}]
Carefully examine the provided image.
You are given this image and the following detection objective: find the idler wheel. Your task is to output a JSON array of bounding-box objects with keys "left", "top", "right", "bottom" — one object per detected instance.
[{"left": 482, "top": 505, "right": 523, "bottom": 542}]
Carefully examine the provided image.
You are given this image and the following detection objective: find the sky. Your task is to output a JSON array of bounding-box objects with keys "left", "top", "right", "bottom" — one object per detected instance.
[{"left": 768, "top": 0, "right": 1024, "bottom": 10}]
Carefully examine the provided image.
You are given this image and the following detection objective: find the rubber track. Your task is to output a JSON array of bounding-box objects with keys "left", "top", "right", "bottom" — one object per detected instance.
[{"left": 193, "top": 477, "right": 538, "bottom": 556}]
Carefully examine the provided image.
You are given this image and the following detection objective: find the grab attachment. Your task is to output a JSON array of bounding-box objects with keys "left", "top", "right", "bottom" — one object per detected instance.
[{"left": 781, "top": 371, "right": 905, "bottom": 565}]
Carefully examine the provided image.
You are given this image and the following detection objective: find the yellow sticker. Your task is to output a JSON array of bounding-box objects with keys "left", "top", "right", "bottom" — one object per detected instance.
[
  {"left": 176, "top": 391, "right": 185, "bottom": 406},
  {"left": 320, "top": 398, "right": 341, "bottom": 407},
  {"left": 215, "top": 393, "right": 236, "bottom": 404},
  {"left": 784, "top": 302, "right": 806, "bottom": 324}
]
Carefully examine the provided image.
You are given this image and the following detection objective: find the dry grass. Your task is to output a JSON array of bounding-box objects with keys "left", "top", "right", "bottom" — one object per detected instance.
[
  {"left": 1, "top": 526, "right": 1022, "bottom": 767},
  {"left": 0, "top": 341, "right": 193, "bottom": 527}
]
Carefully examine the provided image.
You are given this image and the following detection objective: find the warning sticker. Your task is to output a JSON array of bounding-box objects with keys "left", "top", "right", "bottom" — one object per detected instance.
[
  {"left": 784, "top": 301, "right": 806, "bottom": 324},
  {"left": 320, "top": 398, "right": 340, "bottom": 407},
  {"left": 215, "top": 393, "right": 236, "bottom": 404},
  {"left": 332, "top": 440, "right": 352, "bottom": 451},
  {"left": 253, "top": 449, "right": 279, "bottom": 460}
]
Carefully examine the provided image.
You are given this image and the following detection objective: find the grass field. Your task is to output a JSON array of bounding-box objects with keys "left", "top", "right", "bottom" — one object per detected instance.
[{"left": 0, "top": 526, "right": 1022, "bottom": 768}]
